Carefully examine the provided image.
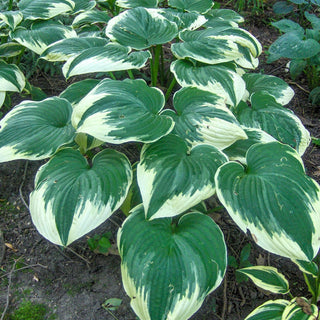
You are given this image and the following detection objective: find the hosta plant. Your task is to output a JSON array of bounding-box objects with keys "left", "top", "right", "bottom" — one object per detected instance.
[
  {"left": 1, "top": 0, "right": 320, "bottom": 319},
  {"left": 268, "top": 10, "right": 320, "bottom": 104},
  {"left": 240, "top": 258, "right": 320, "bottom": 319}
]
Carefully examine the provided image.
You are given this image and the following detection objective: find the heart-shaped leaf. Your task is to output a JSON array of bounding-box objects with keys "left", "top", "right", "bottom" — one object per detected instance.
[
  {"left": 11, "top": 21, "right": 77, "bottom": 55},
  {"left": 18, "top": 0, "right": 74, "bottom": 20},
  {"left": 30, "top": 148, "right": 132, "bottom": 246},
  {"left": 0, "top": 60, "right": 25, "bottom": 92},
  {"left": 162, "top": 87, "right": 247, "bottom": 149},
  {"left": 243, "top": 73, "right": 294, "bottom": 105},
  {"left": 63, "top": 43, "right": 151, "bottom": 78},
  {"left": 234, "top": 92, "right": 310, "bottom": 155},
  {"left": 168, "top": 0, "right": 213, "bottom": 13},
  {"left": 205, "top": 9, "right": 244, "bottom": 27},
  {"left": 0, "top": 43, "right": 24, "bottom": 58},
  {"left": 70, "top": 0, "right": 96, "bottom": 13},
  {"left": 72, "top": 78, "right": 174, "bottom": 143},
  {"left": 245, "top": 300, "right": 290, "bottom": 320},
  {"left": 105, "top": 7, "right": 178, "bottom": 50},
  {"left": 0, "top": 97, "right": 75, "bottom": 162},
  {"left": 171, "top": 60, "right": 246, "bottom": 106},
  {"left": 41, "top": 37, "right": 109, "bottom": 62},
  {"left": 118, "top": 205, "right": 227, "bottom": 320},
  {"left": 237, "top": 266, "right": 289, "bottom": 294},
  {"left": 215, "top": 142, "right": 320, "bottom": 261},
  {"left": 137, "top": 134, "right": 228, "bottom": 219}
]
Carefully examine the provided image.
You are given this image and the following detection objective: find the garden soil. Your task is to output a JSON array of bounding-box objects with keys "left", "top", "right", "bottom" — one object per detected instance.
[{"left": 1, "top": 11, "right": 320, "bottom": 320}]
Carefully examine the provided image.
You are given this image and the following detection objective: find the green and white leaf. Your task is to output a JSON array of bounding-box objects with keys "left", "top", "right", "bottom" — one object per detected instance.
[
  {"left": 171, "top": 27, "right": 261, "bottom": 65},
  {"left": 245, "top": 299, "right": 290, "bottom": 320},
  {"left": 11, "top": 21, "right": 77, "bottom": 55},
  {"left": 171, "top": 60, "right": 246, "bottom": 106},
  {"left": 0, "top": 43, "right": 24, "bottom": 58},
  {"left": 30, "top": 148, "right": 132, "bottom": 246},
  {"left": 72, "top": 9, "right": 110, "bottom": 27},
  {"left": 18, "top": 0, "right": 75, "bottom": 20},
  {"left": 0, "top": 11, "right": 23, "bottom": 30},
  {"left": 41, "top": 37, "right": 109, "bottom": 62},
  {"left": 168, "top": 0, "right": 213, "bottom": 13},
  {"left": 118, "top": 205, "right": 227, "bottom": 320},
  {"left": 70, "top": 0, "right": 96, "bottom": 13},
  {"left": 223, "top": 127, "right": 276, "bottom": 163},
  {"left": 237, "top": 266, "right": 289, "bottom": 294},
  {"left": 0, "top": 91, "right": 5, "bottom": 108},
  {"left": 137, "top": 134, "right": 228, "bottom": 220},
  {"left": 282, "top": 298, "right": 318, "bottom": 320},
  {"left": 63, "top": 43, "right": 151, "bottom": 78},
  {"left": 215, "top": 141, "right": 320, "bottom": 261},
  {"left": 162, "top": 87, "right": 247, "bottom": 149},
  {"left": 243, "top": 73, "right": 294, "bottom": 105},
  {"left": 59, "top": 79, "right": 100, "bottom": 106},
  {"left": 0, "top": 61, "right": 25, "bottom": 92},
  {"left": 292, "top": 260, "right": 319, "bottom": 277},
  {"left": 72, "top": 78, "right": 174, "bottom": 143},
  {"left": 205, "top": 9, "right": 244, "bottom": 27},
  {"left": 234, "top": 92, "right": 310, "bottom": 155},
  {"left": 158, "top": 8, "right": 207, "bottom": 31},
  {"left": 115, "top": 0, "right": 159, "bottom": 8},
  {"left": 0, "top": 97, "right": 75, "bottom": 162},
  {"left": 105, "top": 7, "right": 178, "bottom": 50}
]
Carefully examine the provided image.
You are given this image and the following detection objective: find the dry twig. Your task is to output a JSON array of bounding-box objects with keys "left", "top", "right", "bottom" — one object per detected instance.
[{"left": 19, "top": 161, "right": 29, "bottom": 210}]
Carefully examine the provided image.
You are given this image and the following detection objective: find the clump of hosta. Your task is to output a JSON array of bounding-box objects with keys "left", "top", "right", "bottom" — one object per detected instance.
[{"left": 1, "top": 0, "right": 320, "bottom": 319}]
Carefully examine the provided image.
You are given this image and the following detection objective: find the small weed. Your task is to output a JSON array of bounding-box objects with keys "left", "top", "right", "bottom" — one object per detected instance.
[{"left": 8, "top": 300, "right": 48, "bottom": 320}]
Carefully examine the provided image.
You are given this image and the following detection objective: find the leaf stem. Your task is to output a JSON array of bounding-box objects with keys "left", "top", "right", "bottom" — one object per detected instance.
[
  {"left": 108, "top": 72, "right": 117, "bottom": 80},
  {"left": 151, "top": 45, "right": 162, "bottom": 87},
  {"left": 8, "top": 0, "right": 13, "bottom": 10},
  {"left": 127, "top": 69, "right": 134, "bottom": 79},
  {"left": 165, "top": 77, "right": 176, "bottom": 101}
]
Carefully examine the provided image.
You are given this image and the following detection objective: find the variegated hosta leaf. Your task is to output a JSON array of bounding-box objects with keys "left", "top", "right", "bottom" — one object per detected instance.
[
  {"left": 162, "top": 87, "right": 247, "bottom": 149},
  {"left": 137, "top": 134, "right": 228, "bottom": 220},
  {"left": 72, "top": 78, "right": 174, "bottom": 143},
  {"left": 116, "top": 0, "right": 159, "bottom": 8},
  {"left": 18, "top": 0, "right": 75, "bottom": 20},
  {"left": 59, "top": 79, "right": 100, "bottom": 106},
  {"left": 0, "top": 60, "right": 25, "bottom": 92},
  {"left": 245, "top": 300, "right": 290, "bottom": 320},
  {"left": 234, "top": 92, "right": 311, "bottom": 155},
  {"left": 158, "top": 8, "right": 207, "bottom": 31},
  {"left": 72, "top": 9, "right": 110, "bottom": 27},
  {"left": 282, "top": 298, "right": 318, "bottom": 320},
  {"left": 168, "top": 0, "right": 213, "bottom": 13},
  {"left": 118, "top": 205, "right": 227, "bottom": 320},
  {"left": 215, "top": 141, "right": 320, "bottom": 261},
  {"left": 0, "top": 43, "right": 24, "bottom": 58},
  {"left": 243, "top": 73, "right": 294, "bottom": 106},
  {"left": 41, "top": 37, "right": 109, "bottom": 62},
  {"left": 30, "top": 148, "right": 132, "bottom": 246},
  {"left": 0, "top": 97, "right": 75, "bottom": 162},
  {"left": 105, "top": 7, "right": 178, "bottom": 50},
  {"left": 63, "top": 43, "right": 151, "bottom": 78},
  {"left": 0, "top": 11, "right": 23, "bottom": 30},
  {"left": 205, "top": 9, "right": 244, "bottom": 27},
  {"left": 70, "top": 0, "right": 96, "bottom": 13},
  {"left": 171, "top": 60, "right": 246, "bottom": 106},
  {"left": 223, "top": 127, "right": 276, "bottom": 163},
  {"left": 237, "top": 266, "right": 289, "bottom": 294},
  {"left": 11, "top": 21, "right": 77, "bottom": 55},
  {"left": 292, "top": 260, "right": 319, "bottom": 277},
  {"left": 171, "top": 27, "right": 261, "bottom": 66}
]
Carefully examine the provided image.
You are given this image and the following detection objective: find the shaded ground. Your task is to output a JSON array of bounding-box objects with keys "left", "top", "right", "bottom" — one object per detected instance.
[{"left": 1, "top": 8, "right": 320, "bottom": 320}]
